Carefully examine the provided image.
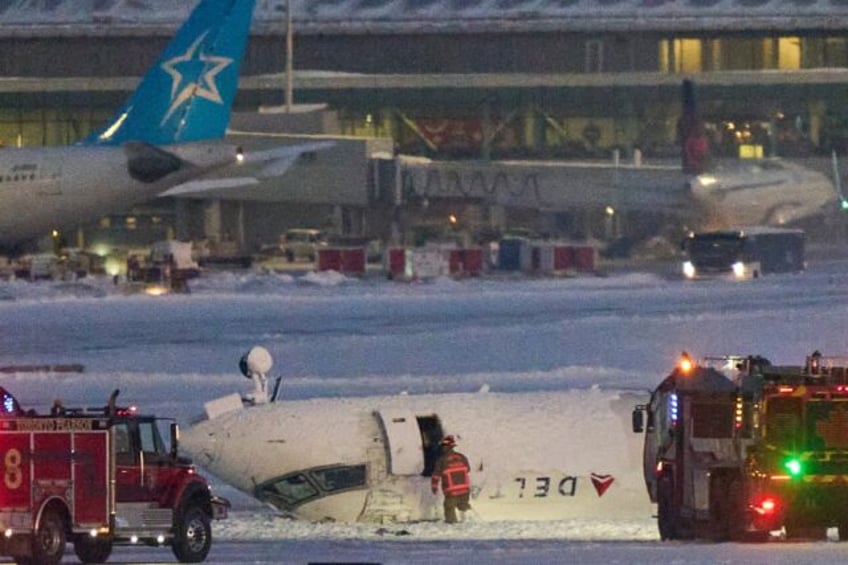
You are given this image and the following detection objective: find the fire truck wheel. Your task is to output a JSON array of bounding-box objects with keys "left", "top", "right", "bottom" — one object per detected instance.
[
  {"left": 709, "top": 475, "right": 730, "bottom": 542},
  {"left": 838, "top": 523, "right": 848, "bottom": 541},
  {"left": 31, "top": 509, "right": 65, "bottom": 565},
  {"left": 172, "top": 506, "right": 212, "bottom": 563},
  {"left": 657, "top": 476, "right": 678, "bottom": 541},
  {"left": 725, "top": 479, "right": 748, "bottom": 542},
  {"left": 73, "top": 536, "right": 113, "bottom": 563}
]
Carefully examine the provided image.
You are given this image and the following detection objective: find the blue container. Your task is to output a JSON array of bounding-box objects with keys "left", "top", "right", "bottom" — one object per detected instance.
[{"left": 498, "top": 238, "right": 524, "bottom": 271}]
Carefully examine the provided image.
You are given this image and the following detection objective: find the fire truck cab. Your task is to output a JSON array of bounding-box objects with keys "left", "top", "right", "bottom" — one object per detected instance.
[
  {"left": 0, "top": 387, "right": 228, "bottom": 564},
  {"left": 633, "top": 351, "right": 848, "bottom": 542}
]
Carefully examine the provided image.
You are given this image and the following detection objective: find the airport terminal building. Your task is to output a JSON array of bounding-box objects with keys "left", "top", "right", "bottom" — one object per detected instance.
[{"left": 2, "top": 0, "right": 848, "bottom": 252}]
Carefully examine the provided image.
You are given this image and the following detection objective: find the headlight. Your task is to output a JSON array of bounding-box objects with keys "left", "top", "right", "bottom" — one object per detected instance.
[
  {"left": 144, "top": 284, "right": 170, "bottom": 296},
  {"left": 732, "top": 262, "right": 746, "bottom": 278},
  {"left": 682, "top": 261, "right": 696, "bottom": 279}
]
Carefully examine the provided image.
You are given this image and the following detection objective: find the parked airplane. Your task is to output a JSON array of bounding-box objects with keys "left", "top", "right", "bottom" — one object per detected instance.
[
  {"left": 0, "top": 0, "right": 329, "bottom": 254},
  {"left": 688, "top": 159, "right": 837, "bottom": 228},
  {"left": 181, "top": 347, "right": 651, "bottom": 524},
  {"left": 678, "top": 79, "right": 838, "bottom": 229}
]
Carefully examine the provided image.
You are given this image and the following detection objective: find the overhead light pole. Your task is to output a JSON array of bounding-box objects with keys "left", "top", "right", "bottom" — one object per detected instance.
[{"left": 285, "top": 0, "right": 293, "bottom": 112}]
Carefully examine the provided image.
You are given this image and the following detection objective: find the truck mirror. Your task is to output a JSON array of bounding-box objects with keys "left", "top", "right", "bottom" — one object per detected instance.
[
  {"left": 632, "top": 407, "right": 644, "bottom": 433},
  {"left": 170, "top": 422, "right": 180, "bottom": 459}
]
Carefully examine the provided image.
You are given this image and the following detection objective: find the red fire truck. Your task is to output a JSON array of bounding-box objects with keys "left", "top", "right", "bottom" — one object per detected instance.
[
  {"left": 633, "top": 351, "right": 848, "bottom": 541},
  {"left": 0, "top": 387, "right": 228, "bottom": 564}
]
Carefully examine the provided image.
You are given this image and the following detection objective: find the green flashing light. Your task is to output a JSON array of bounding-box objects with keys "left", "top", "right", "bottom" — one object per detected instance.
[
  {"left": 841, "top": 199, "right": 848, "bottom": 211},
  {"left": 784, "top": 458, "right": 803, "bottom": 477}
]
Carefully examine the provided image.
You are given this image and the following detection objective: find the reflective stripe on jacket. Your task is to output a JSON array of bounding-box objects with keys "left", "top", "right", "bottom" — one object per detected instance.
[{"left": 431, "top": 451, "right": 470, "bottom": 496}]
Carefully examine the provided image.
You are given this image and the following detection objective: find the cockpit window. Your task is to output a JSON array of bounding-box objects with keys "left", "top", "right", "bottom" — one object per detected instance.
[
  {"left": 260, "top": 473, "right": 319, "bottom": 507},
  {"left": 255, "top": 464, "right": 367, "bottom": 511},
  {"left": 311, "top": 465, "right": 366, "bottom": 493}
]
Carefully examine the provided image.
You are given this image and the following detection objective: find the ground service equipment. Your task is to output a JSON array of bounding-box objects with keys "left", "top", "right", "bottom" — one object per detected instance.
[
  {"left": 633, "top": 351, "right": 848, "bottom": 541},
  {"left": 680, "top": 227, "right": 804, "bottom": 279},
  {"left": 0, "top": 387, "right": 228, "bottom": 564}
]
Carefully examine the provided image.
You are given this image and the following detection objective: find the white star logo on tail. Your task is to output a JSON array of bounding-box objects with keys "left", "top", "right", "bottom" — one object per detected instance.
[{"left": 159, "top": 31, "right": 234, "bottom": 125}]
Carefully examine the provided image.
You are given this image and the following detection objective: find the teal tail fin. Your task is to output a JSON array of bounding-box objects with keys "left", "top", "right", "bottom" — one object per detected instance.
[{"left": 84, "top": 0, "right": 255, "bottom": 146}]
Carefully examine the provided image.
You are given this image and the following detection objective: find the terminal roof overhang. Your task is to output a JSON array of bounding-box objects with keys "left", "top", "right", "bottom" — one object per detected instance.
[
  {"left": 2, "top": 69, "right": 848, "bottom": 95},
  {"left": 2, "top": 0, "right": 848, "bottom": 36}
]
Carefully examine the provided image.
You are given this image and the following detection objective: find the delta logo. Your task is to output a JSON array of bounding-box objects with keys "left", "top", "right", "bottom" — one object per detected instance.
[{"left": 590, "top": 473, "right": 615, "bottom": 497}]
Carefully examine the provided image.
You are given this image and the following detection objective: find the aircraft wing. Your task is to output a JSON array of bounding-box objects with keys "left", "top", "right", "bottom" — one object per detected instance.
[
  {"left": 157, "top": 140, "right": 335, "bottom": 198},
  {"left": 158, "top": 177, "right": 261, "bottom": 197},
  {"left": 241, "top": 140, "right": 334, "bottom": 166}
]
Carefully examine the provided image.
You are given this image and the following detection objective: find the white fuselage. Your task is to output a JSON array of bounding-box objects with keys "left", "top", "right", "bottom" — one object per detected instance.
[
  {"left": 182, "top": 388, "right": 651, "bottom": 524},
  {"left": 0, "top": 142, "right": 238, "bottom": 248},
  {"left": 689, "top": 159, "right": 837, "bottom": 229}
]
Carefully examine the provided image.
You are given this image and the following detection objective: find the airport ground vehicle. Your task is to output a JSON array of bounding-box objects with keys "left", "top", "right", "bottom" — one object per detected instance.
[
  {"left": 633, "top": 351, "right": 848, "bottom": 541},
  {"left": 0, "top": 387, "right": 228, "bottom": 564},
  {"left": 681, "top": 227, "right": 804, "bottom": 279},
  {"left": 281, "top": 228, "right": 327, "bottom": 262}
]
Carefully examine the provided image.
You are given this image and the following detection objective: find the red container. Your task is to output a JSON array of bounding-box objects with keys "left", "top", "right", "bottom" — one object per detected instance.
[
  {"left": 386, "top": 248, "right": 406, "bottom": 277},
  {"left": 317, "top": 248, "right": 342, "bottom": 271},
  {"left": 553, "top": 246, "right": 573, "bottom": 271},
  {"left": 572, "top": 245, "right": 596, "bottom": 272},
  {"left": 448, "top": 249, "right": 463, "bottom": 274},
  {"left": 340, "top": 248, "right": 366, "bottom": 275},
  {"left": 462, "top": 248, "right": 483, "bottom": 276}
]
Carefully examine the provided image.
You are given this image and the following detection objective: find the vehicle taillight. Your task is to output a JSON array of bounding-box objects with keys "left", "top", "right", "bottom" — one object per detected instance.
[
  {"left": 753, "top": 496, "right": 779, "bottom": 515},
  {"left": 778, "top": 386, "right": 795, "bottom": 394}
]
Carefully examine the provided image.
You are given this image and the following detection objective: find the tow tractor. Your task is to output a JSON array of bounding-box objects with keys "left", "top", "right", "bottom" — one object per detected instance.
[
  {"left": 0, "top": 387, "right": 228, "bottom": 564},
  {"left": 633, "top": 351, "right": 848, "bottom": 541}
]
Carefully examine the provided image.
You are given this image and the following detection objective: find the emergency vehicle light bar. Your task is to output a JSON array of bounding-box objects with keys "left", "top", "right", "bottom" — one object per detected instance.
[
  {"left": 804, "top": 351, "right": 848, "bottom": 382},
  {"left": 677, "top": 352, "right": 695, "bottom": 375},
  {"left": 701, "top": 354, "right": 771, "bottom": 377}
]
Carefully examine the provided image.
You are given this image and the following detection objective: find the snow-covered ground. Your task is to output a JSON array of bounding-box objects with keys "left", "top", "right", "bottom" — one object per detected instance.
[{"left": 2, "top": 260, "right": 848, "bottom": 563}]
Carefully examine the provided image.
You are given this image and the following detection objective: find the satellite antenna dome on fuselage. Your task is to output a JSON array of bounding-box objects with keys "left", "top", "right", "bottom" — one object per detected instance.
[{"left": 240, "top": 346, "right": 273, "bottom": 378}]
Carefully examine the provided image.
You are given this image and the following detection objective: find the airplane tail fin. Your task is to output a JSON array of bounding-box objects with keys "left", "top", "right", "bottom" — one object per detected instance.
[
  {"left": 84, "top": 0, "right": 256, "bottom": 146},
  {"left": 680, "top": 78, "right": 709, "bottom": 176}
]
